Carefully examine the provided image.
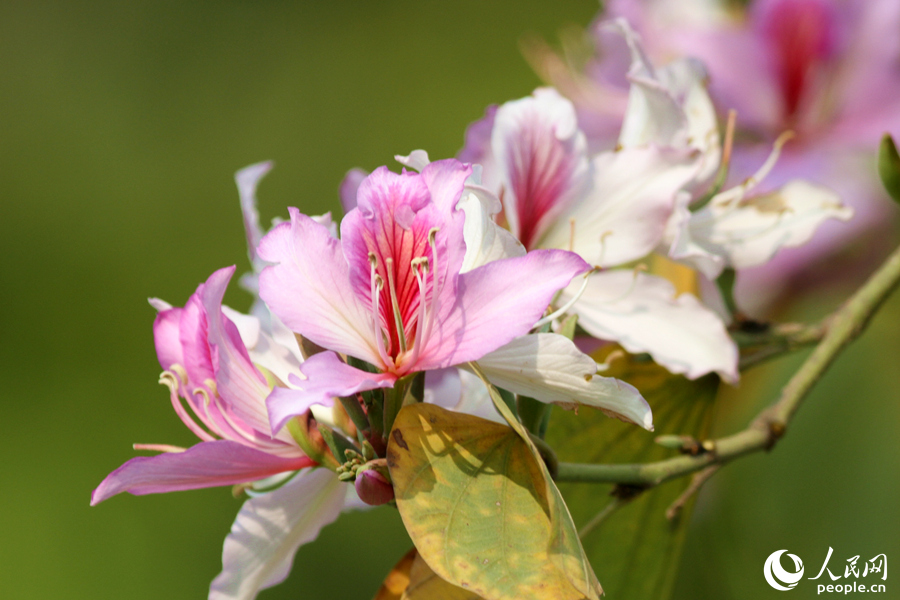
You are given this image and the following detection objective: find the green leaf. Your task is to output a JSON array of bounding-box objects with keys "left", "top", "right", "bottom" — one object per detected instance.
[
  {"left": 387, "top": 402, "right": 601, "bottom": 600},
  {"left": 545, "top": 347, "right": 720, "bottom": 600},
  {"left": 878, "top": 134, "right": 900, "bottom": 203}
]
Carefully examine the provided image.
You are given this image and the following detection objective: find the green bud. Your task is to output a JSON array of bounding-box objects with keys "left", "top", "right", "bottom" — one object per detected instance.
[
  {"left": 878, "top": 134, "right": 900, "bottom": 204},
  {"left": 362, "top": 440, "right": 376, "bottom": 462},
  {"left": 337, "top": 471, "right": 356, "bottom": 482}
]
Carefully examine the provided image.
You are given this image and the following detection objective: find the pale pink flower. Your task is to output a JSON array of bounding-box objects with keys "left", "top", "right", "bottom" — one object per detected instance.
[
  {"left": 256, "top": 159, "right": 652, "bottom": 431},
  {"left": 536, "top": 0, "right": 899, "bottom": 309},
  {"left": 92, "top": 267, "right": 358, "bottom": 600},
  {"left": 457, "top": 87, "right": 740, "bottom": 382}
]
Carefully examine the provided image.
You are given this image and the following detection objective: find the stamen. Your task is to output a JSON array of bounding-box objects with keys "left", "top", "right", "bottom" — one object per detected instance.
[
  {"left": 159, "top": 369, "right": 216, "bottom": 442},
  {"left": 371, "top": 274, "right": 393, "bottom": 369},
  {"left": 714, "top": 130, "right": 794, "bottom": 207},
  {"left": 409, "top": 257, "right": 430, "bottom": 364},
  {"left": 422, "top": 228, "right": 441, "bottom": 343},
  {"left": 533, "top": 268, "right": 598, "bottom": 328},
  {"left": 133, "top": 443, "right": 186, "bottom": 453},
  {"left": 568, "top": 218, "right": 576, "bottom": 253},
  {"left": 384, "top": 257, "right": 407, "bottom": 354},
  {"left": 195, "top": 384, "right": 267, "bottom": 447},
  {"left": 596, "top": 349, "right": 625, "bottom": 372},
  {"left": 169, "top": 364, "right": 189, "bottom": 386},
  {"left": 600, "top": 264, "right": 647, "bottom": 305}
]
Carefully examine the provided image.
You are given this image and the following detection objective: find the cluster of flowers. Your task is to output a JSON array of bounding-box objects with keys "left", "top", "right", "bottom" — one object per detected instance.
[{"left": 91, "top": 6, "right": 879, "bottom": 598}]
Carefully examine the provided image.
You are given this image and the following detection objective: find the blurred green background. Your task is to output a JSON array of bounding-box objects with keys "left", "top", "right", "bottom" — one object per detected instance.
[{"left": 1, "top": 1, "right": 897, "bottom": 598}]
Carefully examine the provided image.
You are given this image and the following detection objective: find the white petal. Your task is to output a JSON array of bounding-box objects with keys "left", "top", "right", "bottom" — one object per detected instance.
[
  {"left": 541, "top": 147, "right": 698, "bottom": 267},
  {"left": 567, "top": 271, "right": 738, "bottom": 383},
  {"left": 235, "top": 161, "right": 274, "bottom": 268},
  {"left": 209, "top": 468, "right": 345, "bottom": 600},
  {"left": 457, "top": 189, "right": 526, "bottom": 272},
  {"left": 681, "top": 180, "right": 854, "bottom": 272},
  {"left": 222, "top": 306, "right": 304, "bottom": 387},
  {"left": 424, "top": 368, "right": 505, "bottom": 424},
  {"left": 611, "top": 19, "right": 720, "bottom": 185},
  {"left": 667, "top": 202, "right": 726, "bottom": 279},
  {"left": 394, "top": 149, "right": 431, "bottom": 172},
  {"left": 475, "top": 333, "right": 653, "bottom": 430},
  {"left": 491, "top": 87, "right": 591, "bottom": 247}
]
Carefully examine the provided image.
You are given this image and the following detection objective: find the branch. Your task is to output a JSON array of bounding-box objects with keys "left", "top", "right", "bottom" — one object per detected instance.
[
  {"left": 734, "top": 319, "right": 828, "bottom": 370},
  {"left": 556, "top": 243, "right": 900, "bottom": 486}
]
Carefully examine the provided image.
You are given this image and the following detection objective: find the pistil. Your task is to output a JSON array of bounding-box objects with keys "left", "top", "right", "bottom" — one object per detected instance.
[{"left": 384, "top": 257, "right": 408, "bottom": 354}]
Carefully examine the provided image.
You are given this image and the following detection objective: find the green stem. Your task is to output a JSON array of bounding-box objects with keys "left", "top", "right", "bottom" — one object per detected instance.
[
  {"left": 339, "top": 395, "right": 370, "bottom": 435},
  {"left": 556, "top": 243, "right": 900, "bottom": 486}
]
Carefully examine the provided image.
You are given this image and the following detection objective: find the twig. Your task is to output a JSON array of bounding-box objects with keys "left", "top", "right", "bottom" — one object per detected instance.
[
  {"left": 734, "top": 320, "right": 829, "bottom": 370},
  {"left": 665, "top": 465, "right": 720, "bottom": 521},
  {"left": 556, "top": 243, "right": 900, "bottom": 486},
  {"left": 578, "top": 497, "right": 626, "bottom": 539}
]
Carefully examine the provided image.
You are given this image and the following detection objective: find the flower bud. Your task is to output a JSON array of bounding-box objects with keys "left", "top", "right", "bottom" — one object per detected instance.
[{"left": 354, "top": 468, "right": 395, "bottom": 506}]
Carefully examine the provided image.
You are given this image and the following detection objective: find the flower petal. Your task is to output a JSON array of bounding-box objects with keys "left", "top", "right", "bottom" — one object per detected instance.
[
  {"left": 567, "top": 270, "right": 739, "bottom": 383},
  {"left": 258, "top": 208, "right": 379, "bottom": 364},
  {"left": 673, "top": 179, "right": 854, "bottom": 276},
  {"left": 339, "top": 168, "right": 368, "bottom": 215},
  {"left": 222, "top": 306, "right": 304, "bottom": 389},
  {"left": 457, "top": 187, "right": 526, "bottom": 273},
  {"left": 266, "top": 352, "right": 395, "bottom": 434},
  {"left": 235, "top": 161, "right": 274, "bottom": 268},
  {"left": 492, "top": 88, "right": 591, "bottom": 249},
  {"left": 423, "top": 368, "right": 504, "bottom": 424},
  {"left": 475, "top": 333, "right": 653, "bottom": 430},
  {"left": 394, "top": 149, "right": 431, "bottom": 172},
  {"left": 90, "top": 441, "right": 314, "bottom": 505},
  {"left": 541, "top": 146, "right": 698, "bottom": 266},
  {"left": 153, "top": 304, "right": 184, "bottom": 371},
  {"left": 201, "top": 267, "right": 278, "bottom": 438},
  {"left": 457, "top": 105, "right": 499, "bottom": 192},
  {"left": 209, "top": 468, "right": 345, "bottom": 600},
  {"left": 416, "top": 249, "right": 590, "bottom": 370}
]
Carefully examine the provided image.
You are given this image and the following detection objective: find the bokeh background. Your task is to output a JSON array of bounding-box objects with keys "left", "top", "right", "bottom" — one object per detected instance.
[{"left": 1, "top": 1, "right": 897, "bottom": 598}]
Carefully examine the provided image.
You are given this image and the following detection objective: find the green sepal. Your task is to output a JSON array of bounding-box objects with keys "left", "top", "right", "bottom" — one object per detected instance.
[{"left": 317, "top": 422, "right": 359, "bottom": 467}]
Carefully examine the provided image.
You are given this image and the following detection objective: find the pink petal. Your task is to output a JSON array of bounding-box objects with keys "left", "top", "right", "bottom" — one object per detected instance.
[
  {"left": 179, "top": 289, "right": 216, "bottom": 389},
  {"left": 420, "top": 159, "right": 473, "bottom": 214},
  {"left": 339, "top": 168, "right": 368, "bottom": 215},
  {"left": 90, "top": 440, "right": 314, "bottom": 505},
  {"left": 416, "top": 249, "right": 590, "bottom": 370},
  {"left": 257, "top": 208, "right": 379, "bottom": 364},
  {"left": 267, "top": 351, "right": 395, "bottom": 434},
  {"left": 153, "top": 306, "right": 184, "bottom": 371},
  {"left": 201, "top": 267, "right": 279, "bottom": 438},
  {"left": 340, "top": 167, "right": 467, "bottom": 364}
]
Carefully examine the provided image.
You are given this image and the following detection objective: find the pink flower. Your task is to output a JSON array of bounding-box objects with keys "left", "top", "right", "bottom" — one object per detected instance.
[
  {"left": 534, "top": 0, "right": 899, "bottom": 309},
  {"left": 257, "top": 159, "right": 602, "bottom": 433},
  {"left": 92, "top": 267, "right": 353, "bottom": 600},
  {"left": 91, "top": 267, "right": 315, "bottom": 505}
]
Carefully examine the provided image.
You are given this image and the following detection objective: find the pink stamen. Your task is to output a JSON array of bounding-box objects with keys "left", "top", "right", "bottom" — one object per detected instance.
[
  {"left": 369, "top": 255, "right": 394, "bottom": 370},
  {"left": 159, "top": 370, "right": 216, "bottom": 442}
]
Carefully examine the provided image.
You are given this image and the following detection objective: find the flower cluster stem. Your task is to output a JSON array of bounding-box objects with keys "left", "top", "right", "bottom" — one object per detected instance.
[{"left": 556, "top": 243, "right": 900, "bottom": 486}]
